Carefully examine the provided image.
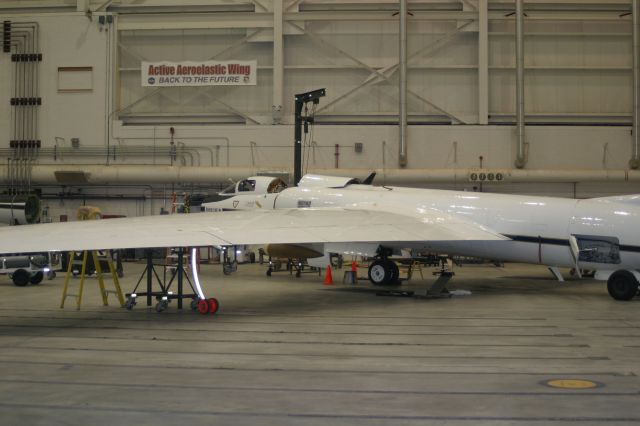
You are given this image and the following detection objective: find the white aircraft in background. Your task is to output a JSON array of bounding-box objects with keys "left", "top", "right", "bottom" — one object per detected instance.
[{"left": 0, "top": 173, "right": 638, "bottom": 301}]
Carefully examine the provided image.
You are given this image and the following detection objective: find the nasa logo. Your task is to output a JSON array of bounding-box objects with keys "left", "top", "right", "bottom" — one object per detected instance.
[{"left": 148, "top": 77, "right": 156, "bottom": 85}]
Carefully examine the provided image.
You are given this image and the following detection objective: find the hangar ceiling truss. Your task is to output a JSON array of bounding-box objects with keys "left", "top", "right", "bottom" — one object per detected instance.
[{"left": 100, "top": 0, "right": 637, "bottom": 125}]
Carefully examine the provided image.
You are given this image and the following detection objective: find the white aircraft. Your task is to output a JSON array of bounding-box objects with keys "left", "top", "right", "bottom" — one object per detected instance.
[{"left": 0, "top": 173, "right": 638, "bottom": 301}]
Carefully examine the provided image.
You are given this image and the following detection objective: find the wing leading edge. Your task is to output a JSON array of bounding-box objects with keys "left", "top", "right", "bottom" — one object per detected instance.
[{"left": 0, "top": 208, "right": 507, "bottom": 254}]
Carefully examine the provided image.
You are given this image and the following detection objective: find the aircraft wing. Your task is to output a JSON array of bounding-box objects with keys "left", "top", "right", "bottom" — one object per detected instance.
[{"left": 0, "top": 208, "right": 507, "bottom": 254}]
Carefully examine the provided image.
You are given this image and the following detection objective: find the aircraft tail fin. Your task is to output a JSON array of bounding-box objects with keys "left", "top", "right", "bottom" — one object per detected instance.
[{"left": 362, "top": 172, "right": 376, "bottom": 185}]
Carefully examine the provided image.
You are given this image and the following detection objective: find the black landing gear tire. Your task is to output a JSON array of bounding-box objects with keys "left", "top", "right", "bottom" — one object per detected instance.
[
  {"left": 368, "top": 260, "right": 400, "bottom": 286},
  {"left": 607, "top": 270, "right": 639, "bottom": 301}
]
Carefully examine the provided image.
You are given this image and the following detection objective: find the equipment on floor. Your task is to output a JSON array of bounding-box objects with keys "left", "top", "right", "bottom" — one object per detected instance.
[
  {"left": 324, "top": 265, "right": 333, "bottom": 285},
  {"left": 124, "top": 247, "right": 218, "bottom": 315},
  {"left": 1, "top": 252, "right": 56, "bottom": 286},
  {"left": 60, "top": 250, "right": 125, "bottom": 310},
  {"left": 266, "top": 257, "right": 321, "bottom": 278}
]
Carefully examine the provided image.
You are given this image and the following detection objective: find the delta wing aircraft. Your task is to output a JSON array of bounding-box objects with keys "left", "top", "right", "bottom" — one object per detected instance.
[{"left": 0, "top": 174, "right": 638, "bottom": 301}]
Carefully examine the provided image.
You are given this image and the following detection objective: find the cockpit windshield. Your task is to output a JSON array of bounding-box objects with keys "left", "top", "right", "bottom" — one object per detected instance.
[
  {"left": 237, "top": 179, "right": 256, "bottom": 192},
  {"left": 221, "top": 183, "right": 237, "bottom": 194},
  {"left": 220, "top": 177, "right": 287, "bottom": 195}
]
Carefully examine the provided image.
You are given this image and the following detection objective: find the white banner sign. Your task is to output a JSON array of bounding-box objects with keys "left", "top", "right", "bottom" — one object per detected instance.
[{"left": 141, "top": 60, "right": 257, "bottom": 87}]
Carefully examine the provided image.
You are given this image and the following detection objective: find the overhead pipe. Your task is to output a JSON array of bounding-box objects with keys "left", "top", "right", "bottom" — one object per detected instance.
[
  {"left": 3, "top": 165, "right": 639, "bottom": 186},
  {"left": 632, "top": 0, "right": 640, "bottom": 169},
  {"left": 514, "top": 0, "right": 527, "bottom": 169},
  {"left": 398, "top": 0, "right": 408, "bottom": 167}
]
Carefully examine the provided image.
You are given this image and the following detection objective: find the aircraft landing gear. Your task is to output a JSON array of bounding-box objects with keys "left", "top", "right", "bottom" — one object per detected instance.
[
  {"left": 368, "top": 259, "right": 400, "bottom": 285},
  {"left": 607, "top": 270, "right": 639, "bottom": 301}
]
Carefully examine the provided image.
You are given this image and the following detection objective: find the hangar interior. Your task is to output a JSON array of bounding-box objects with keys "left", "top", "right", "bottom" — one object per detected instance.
[
  {"left": 1, "top": 2, "right": 640, "bottom": 425},
  {"left": 1, "top": 0, "right": 639, "bottom": 220}
]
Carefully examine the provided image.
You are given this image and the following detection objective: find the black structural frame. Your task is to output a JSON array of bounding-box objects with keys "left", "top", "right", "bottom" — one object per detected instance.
[
  {"left": 293, "top": 88, "right": 325, "bottom": 186},
  {"left": 126, "top": 248, "right": 197, "bottom": 309}
]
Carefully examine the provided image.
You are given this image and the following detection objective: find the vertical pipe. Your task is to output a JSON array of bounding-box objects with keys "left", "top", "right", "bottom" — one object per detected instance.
[
  {"left": 105, "top": 16, "right": 111, "bottom": 164},
  {"left": 478, "top": 0, "right": 489, "bottom": 125},
  {"left": 10, "top": 39, "right": 16, "bottom": 145},
  {"left": 398, "top": 0, "right": 408, "bottom": 167},
  {"left": 514, "top": 0, "right": 526, "bottom": 168},
  {"left": 177, "top": 247, "right": 183, "bottom": 310},
  {"left": 18, "top": 37, "right": 24, "bottom": 150},
  {"left": 632, "top": 0, "right": 640, "bottom": 169},
  {"left": 272, "top": 0, "right": 284, "bottom": 125},
  {"left": 34, "top": 23, "right": 39, "bottom": 147}
]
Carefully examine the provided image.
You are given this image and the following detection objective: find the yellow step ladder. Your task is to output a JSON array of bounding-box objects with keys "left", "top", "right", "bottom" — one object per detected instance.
[{"left": 60, "top": 250, "right": 125, "bottom": 310}]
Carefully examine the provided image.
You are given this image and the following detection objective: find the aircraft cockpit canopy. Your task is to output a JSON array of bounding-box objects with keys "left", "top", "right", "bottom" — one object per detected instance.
[
  {"left": 238, "top": 179, "right": 256, "bottom": 192},
  {"left": 220, "top": 176, "right": 288, "bottom": 195},
  {"left": 266, "top": 178, "right": 288, "bottom": 193}
]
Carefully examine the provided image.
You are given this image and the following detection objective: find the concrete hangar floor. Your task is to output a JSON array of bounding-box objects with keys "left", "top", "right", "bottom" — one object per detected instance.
[{"left": 0, "top": 261, "right": 638, "bottom": 425}]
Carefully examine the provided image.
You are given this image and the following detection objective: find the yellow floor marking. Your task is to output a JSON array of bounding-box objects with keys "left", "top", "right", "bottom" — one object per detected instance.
[{"left": 546, "top": 379, "right": 598, "bottom": 389}]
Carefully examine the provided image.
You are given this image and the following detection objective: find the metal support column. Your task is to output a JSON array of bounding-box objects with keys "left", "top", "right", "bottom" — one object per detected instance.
[
  {"left": 632, "top": 0, "right": 640, "bottom": 169},
  {"left": 146, "top": 249, "right": 153, "bottom": 306},
  {"left": 398, "top": 0, "right": 408, "bottom": 167},
  {"left": 272, "top": 0, "right": 284, "bottom": 124},
  {"left": 514, "top": 0, "right": 526, "bottom": 168},
  {"left": 478, "top": 0, "right": 489, "bottom": 125},
  {"left": 177, "top": 247, "right": 184, "bottom": 309}
]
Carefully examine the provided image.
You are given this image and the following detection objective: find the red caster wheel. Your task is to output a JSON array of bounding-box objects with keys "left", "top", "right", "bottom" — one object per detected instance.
[
  {"left": 197, "top": 299, "right": 210, "bottom": 315},
  {"left": 208, "top": 298, "right": 219, "bottom": 315}
]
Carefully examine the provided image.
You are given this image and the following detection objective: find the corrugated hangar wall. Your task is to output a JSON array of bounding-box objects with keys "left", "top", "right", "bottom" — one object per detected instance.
[{"left": 0, "top": 0, "right": 638, "bottom": 220}]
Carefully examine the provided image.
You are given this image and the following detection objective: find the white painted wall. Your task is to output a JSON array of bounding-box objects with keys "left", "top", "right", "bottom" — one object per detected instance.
[
  {"left": 0, "top": 6, "right": 638, "bottom": 221},
  {"left": 109, "top": 123, "right": 634, "bottom": 170},
  {"left": 0, "top": 13, "right": 109, "bottom": 150}
]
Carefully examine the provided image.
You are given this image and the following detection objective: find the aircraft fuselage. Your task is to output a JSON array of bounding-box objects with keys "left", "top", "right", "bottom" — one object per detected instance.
[{"left": 206, "top": 184, "right": 640, "bottom": 274}]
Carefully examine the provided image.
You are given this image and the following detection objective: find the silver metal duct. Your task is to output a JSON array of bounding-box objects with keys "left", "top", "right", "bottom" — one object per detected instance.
[
  {"left": 0, "top": 194, "right": 41, "bottom": 225},
  {"left": 3, "top": 165, "right": 639, "bottom": 185},
  {"left": 398, "top": 0, "right": 408, "bottom": 167},
  {"left": 514, "top": 0, "right": 527, "bottom": 168},
  {"left": 632, "top": 0, "right": 640, "bottom": 169}
]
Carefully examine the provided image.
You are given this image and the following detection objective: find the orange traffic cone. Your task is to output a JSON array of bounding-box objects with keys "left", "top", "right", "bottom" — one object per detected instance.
[{"left": 324, "top": 265, "right": 334, "bottom": 285}]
